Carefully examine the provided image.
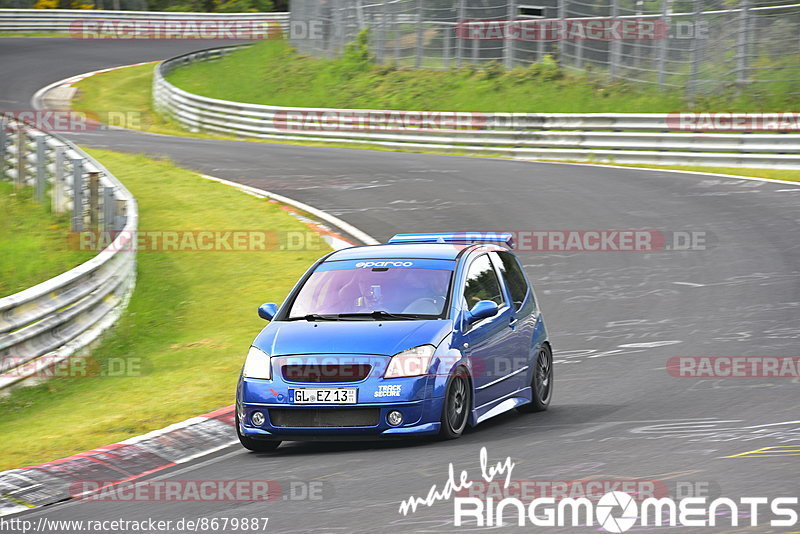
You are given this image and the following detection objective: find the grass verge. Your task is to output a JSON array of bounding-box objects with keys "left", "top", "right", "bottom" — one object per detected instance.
[
  {"left": 0, "top": 32, "right": 66, "bottom": 38},
  {"left": 71, "top": 62, "right": 218, "bottom": 138},
  {"left": 573, "top": 163, "right": 800, "bottom": 183},
  {"left": 0, "top": 181, "right": 94, "bottom": 298},
  {"left": 0, "top": 150, "right": 329, "bottom": 470},
  {"left": 72, "top": 61, "right": 800, "bottom": 185},
  {"left": 165, "top": 37, "right": 800, "bottom": 112},
  {"left": 166, "top": 39, "right": 688, "bottom": 112}
]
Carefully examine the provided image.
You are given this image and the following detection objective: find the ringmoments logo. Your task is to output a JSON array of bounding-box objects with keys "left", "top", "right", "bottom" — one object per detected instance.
[{"left": 398, "top": 447, "right": 799, "bottom": 531}]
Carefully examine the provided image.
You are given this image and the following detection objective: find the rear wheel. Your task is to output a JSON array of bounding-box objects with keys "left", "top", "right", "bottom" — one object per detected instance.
[
  {"left": 518, "top": 344, "right": 553, "bottom": 413},
  {"left": 236, "top": 413, "right": 281, "bottom": 452},
  {"left": 439, "top": 367, "right": 471, "bottom": 440}
]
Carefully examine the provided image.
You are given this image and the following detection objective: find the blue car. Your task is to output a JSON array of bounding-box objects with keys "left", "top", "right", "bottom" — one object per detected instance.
[{"left": 236, "top": 233, "right": 553, "bottom": 451}]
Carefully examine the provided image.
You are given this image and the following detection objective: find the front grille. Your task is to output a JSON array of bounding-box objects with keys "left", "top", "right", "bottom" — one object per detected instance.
[
  {"left": 282, "top": 364, "right": 372, "bottom": 383},
  {"left": 269, "top": 408, "right": 380, "bottom": 428}
]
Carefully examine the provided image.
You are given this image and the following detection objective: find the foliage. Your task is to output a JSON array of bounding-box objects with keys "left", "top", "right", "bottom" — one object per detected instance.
[{"left": 0, "top": 151, "right": 327, "bottom": 470}]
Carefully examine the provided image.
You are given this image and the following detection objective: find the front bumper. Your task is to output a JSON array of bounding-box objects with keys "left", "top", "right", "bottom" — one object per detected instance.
[
  {"left": 239, "top": 399, "right": 444, "bottom": 439},
  {"left": 238, "top": 364, "right": 445, "bottom": 439}
]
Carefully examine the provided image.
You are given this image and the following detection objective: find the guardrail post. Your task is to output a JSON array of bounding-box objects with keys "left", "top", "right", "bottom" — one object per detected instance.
[
  {"left": 88, "top": 171, "right": 100, "bottom": 229},
  {"left": 394, "top": 4, "right": 401, "bottom": 61},
  {"left": 632, "top": 0, "right": 643, "bottom": 70},
  {"left": 15, "top": 127, "right": 25, "bottom": 189},
  {"left": 329, "top": 0, "right": 339, "bottom": 57},
  {"left": 537, "top": 27, "right": 545, "bottom": 63},
  {"left": 609, "top": 0, "right": 620, "bottom": 79},
  {"left": 505, "top": 0, "right": 516, "bottom": 69},
  {"left": 53, "top": 146, "right": 66, "bottom": 214},
  {"left": 736, "top": 0, "right": 750, "bottom": 84},
  {"left": 455, "top": 0, "right": 465, "bottom": 67},
  {"left": 688, "top": 0, "right": 704, "bottom": 100},
  {"left": 103, "top": 186, "right": 114, "bottom": 232},
  {"left": 377, "top": 0, "right": 387, "bottom": 63},
  {"left": 72, "top": 159, "right": 84, "bottom": 232},
  {"left": 115, "top": 198, "right": 127, "bottom": 232},
  {"left": 557, "top": 0, "right": 566, "bottom": 66},
  {"left": 415, "top": 0, "right": 424, "bottom": 68},
  {"left": 35, "top": 136, "right": 46, "bottom": 204},
  {"left": 443, "top": 25, "right": 451, "bottom": 68},
  {"left": 658, "top": 0, "right": 671, "bottom": 87}
]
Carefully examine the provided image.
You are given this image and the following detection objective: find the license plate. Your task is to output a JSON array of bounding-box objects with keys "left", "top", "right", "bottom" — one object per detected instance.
[{"left": 290, "top": 388, "right": 357, "bottom": 404}]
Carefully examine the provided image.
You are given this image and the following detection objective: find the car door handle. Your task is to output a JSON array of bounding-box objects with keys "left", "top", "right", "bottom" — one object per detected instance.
[{"left": 509, "top": 318, "right": 518, "bottom": 328}]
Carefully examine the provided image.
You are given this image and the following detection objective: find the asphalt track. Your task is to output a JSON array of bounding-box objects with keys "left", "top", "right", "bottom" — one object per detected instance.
[{"left": 1, "top": 38, "right": 799, "bottom": 533}]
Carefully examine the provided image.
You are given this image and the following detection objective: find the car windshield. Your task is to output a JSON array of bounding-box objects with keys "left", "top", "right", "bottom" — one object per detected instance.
[{"left": 287, "top": 262, "right": 453, "bottom": 320}]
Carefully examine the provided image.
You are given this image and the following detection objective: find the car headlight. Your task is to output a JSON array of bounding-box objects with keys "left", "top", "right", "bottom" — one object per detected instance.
[
  {"left": 243, "top": 346, "right": 271, "bottom": 379},
  {"left": 384, "top": 345, "right": 436, "bottom": 378}
]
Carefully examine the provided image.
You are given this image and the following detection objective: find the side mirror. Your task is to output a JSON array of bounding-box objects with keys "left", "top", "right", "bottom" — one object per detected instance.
[
  {"left": 258, "top": 303, "right": 278, "bottom": 321},
  {"left": 466, "top": 300, "right": 499, "bottom": 325}
]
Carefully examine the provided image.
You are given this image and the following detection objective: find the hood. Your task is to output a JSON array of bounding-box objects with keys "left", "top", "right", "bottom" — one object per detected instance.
[{"left": 253, "top": 319, "right": 452, "bottom": 356}]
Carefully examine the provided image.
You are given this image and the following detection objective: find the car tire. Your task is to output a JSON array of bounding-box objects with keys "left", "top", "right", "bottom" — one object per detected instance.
[
  {"left": 236, "top": 413, "right": 281, "bottom": 452},
  {"left": 439, "top": 367, "right": 471, "bottom": 440},
  {"left": 517, "top": 344, "right": 553, "bottom": 413}
]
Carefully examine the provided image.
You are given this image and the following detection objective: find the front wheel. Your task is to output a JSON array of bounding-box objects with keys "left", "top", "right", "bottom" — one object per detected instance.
[
  {"left": 517, "top": 344, "right": 553, "bottom": 413},
  {"left": 236, "top": 413, "right": 281, "bottom": 452},
  {"left": 439, "top": 367, "right": 471, "bottom": 440}
]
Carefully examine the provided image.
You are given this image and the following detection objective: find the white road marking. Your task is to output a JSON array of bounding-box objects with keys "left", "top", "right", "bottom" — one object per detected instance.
[{"left": 618, "top": 340, "right": 682, "bottom": 348}]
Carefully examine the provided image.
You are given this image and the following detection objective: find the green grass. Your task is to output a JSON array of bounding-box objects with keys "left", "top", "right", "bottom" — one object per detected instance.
[
  {"left": 71, "top": 62, "right": 215, "bottom": 138},
  {"left": 166, "top": 39, "right": 687, "bottom": 113},
  {"left": 71, "top": 62, "right": 463, "bottom": 149},
  {"left": 580, "top": 163, "right": 800, "bottom": 183},
  {"left": 0, "top": 150, "right": 329, "bottom": 470},
  {"left": 165, "top": 38, "right": 800, "bottom": 112},
  {"left": 0, "top": 32, "right": 67, "bottom": 38},
  {"left": 0, "top": 181, "right": 94, "bottom": 298},
  {"left": 73, "top": 46, "right": 797, "bottom": 188}
]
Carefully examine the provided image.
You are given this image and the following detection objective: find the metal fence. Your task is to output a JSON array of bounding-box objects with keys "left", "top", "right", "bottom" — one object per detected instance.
[
  {"left": 154, "top": 45, "right": 800, "bottom": 169},
  {"left": 0, "top": 8, "right": 289, "bottom": 33},
  {"left": 0, "top": 113, "right": 138, "bottom": 390},
  {"left": 289, "top": 0, "right": 800, "bottom": 96}
]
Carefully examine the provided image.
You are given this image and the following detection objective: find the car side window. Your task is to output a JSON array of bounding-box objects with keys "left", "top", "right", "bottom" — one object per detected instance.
[
  {"left": 463, "top": 254, "right": 505, "bottom": 308},
  {"left": 493, "top": 251, "right": 530, "bottom": 310}
]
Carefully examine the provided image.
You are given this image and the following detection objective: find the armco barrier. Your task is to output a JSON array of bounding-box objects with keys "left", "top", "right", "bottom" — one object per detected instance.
[
  {"left": 0, "top": 113, "right": 137, "bottom": 390},
  {"left": 0, "top": 9, "right": 288, "bottom": 34},
  {"left": 153, "top": 45, "right": 800, "bottom": 170}
]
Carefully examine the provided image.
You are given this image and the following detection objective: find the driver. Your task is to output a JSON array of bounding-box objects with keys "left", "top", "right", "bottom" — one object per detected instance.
[{"left": 354, "top": 269, "right": 388, "bottom": 310}]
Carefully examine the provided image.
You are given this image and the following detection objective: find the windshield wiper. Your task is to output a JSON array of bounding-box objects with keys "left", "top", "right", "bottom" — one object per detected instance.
[
  {"left": 335, "top": 310, "right": 432, "bottom": 321},
  {"left": 286, "top": 313, "right": 342, "bottom": 321}
]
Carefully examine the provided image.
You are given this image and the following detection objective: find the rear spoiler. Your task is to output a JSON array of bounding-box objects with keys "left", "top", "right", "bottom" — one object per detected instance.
[{"left": 388, "top": 232, "right": 515, "bottom": 249}]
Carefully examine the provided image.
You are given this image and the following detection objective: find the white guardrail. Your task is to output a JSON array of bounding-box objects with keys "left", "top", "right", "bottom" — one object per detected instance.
[
  {"left": 0, "top": 113, "right": 137, "bottom": 390},
  {"left": 0, "top": 9, "right": 289, "bottom": 33},
  {"left": 154, "top": 45, "right": 800, "bottom": 170}
]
